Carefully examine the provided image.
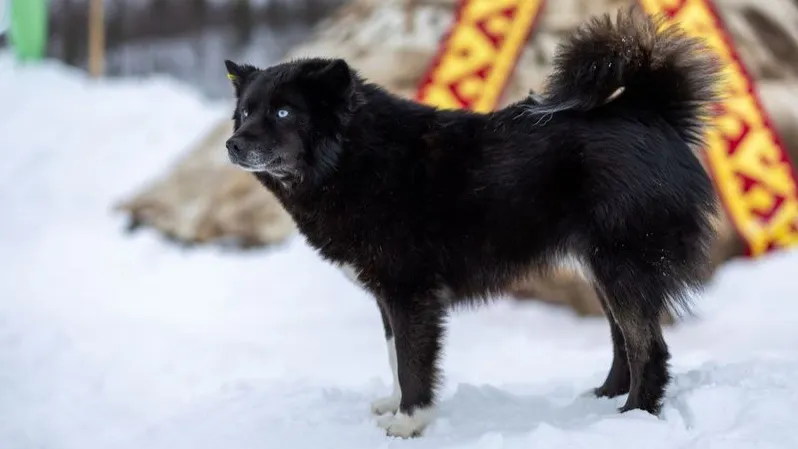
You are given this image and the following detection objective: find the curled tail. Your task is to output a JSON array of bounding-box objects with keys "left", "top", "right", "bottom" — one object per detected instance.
[{"left": 535, "top": 6, "right": 724, "bottom": 149}]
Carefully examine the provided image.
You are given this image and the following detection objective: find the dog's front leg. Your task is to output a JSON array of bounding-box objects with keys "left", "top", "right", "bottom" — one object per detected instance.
[
  {"left": 370, "top": 302, "right": 401, "bottom": 415},
  {"left": 375, "top": 296, "right": 444, "bottom": 438}
]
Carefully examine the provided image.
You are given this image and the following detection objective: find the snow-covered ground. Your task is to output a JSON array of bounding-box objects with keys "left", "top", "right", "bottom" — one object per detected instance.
[{"left": 2, "top": 52, "right": 798, "bottom": 449}]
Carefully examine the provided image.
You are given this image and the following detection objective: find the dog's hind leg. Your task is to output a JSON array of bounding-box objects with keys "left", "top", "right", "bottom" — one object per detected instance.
[
  {"left": 374, "top": 295, "right": 444, "bottom": 438},
  {"left": 370, "top": 302, "right": 402, "bottom": 416},
  {"left": 593, "top": 290, "right": 631, "bottom": 398},
  {"left": 590, "top": 256, "right": 674, "bottom": 415}
]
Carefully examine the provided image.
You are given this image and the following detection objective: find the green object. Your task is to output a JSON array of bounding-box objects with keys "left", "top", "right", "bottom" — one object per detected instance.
[{"left": 9, "top": 0, "right": 49, "bottom": 61}]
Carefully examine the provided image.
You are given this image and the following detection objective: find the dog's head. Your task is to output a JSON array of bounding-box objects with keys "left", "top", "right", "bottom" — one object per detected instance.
[{"left": 223, "top": 57, "right": 362, "bottom": 189}]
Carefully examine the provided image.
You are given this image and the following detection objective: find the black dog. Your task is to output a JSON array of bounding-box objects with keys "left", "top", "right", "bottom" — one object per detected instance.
[{"left": 223, "top": 6, "right": 722, "bottom": 438}]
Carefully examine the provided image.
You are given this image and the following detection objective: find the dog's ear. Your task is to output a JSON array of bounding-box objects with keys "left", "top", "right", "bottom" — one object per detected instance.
[
  {"left": 224, "top": 60, "right": 256, "bottom": 93},
  {"left": 302, "top": 58, "right": 363, "bottom": 124},
  {"left": 308, "top": 59, "right": 352, "bottom": 95}
]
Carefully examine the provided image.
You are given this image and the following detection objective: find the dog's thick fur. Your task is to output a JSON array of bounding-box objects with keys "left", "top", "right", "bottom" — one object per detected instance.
[{"left": 223, "top": 6, "right": 722, "bottom": 438}]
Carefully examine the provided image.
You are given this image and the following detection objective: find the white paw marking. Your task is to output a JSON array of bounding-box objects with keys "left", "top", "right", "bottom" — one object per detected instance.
[
  {"left": 376, "top": 407, "right": 436, "bottom": 438},
  {"left": 375, "top": 412, "right": 397, "bottom": 428},
  {"left": 369, "top": 337, "right": 436, "bottom": 437},
  {"left": 371, "top": 394, "right": 401, "bottom": 415},
  {"left": 371, "top": 337, "right": 401, "bottom": 415}
]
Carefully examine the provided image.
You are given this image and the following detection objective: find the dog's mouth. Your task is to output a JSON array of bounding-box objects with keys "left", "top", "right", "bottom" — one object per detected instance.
[
  {"left": 232, "top": 159, "right": 273, "bottom": 173},
  {"left": 231, "top": 154, "right": 296, "bottom": 179}
]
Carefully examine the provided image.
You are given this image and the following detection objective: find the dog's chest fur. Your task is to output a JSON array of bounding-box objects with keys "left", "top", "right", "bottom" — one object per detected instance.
[{"left": 269, "top": 172, "right": 448, "bottom": 297}]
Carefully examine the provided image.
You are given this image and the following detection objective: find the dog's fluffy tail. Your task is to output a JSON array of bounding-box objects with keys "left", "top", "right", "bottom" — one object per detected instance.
[{"left": 536, "top": 6, "right": 724, "bottom": 148}]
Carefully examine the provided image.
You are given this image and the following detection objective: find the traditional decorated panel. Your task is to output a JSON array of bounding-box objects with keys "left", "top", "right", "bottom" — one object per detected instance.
[
  {"left": 639, "top": 0, "right": 798, "bottom": 256},
  {"left": 416, "top": 0, "right": 545, "bottom": 113}
]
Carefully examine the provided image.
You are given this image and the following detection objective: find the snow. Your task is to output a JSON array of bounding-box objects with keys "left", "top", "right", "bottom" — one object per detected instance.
[{"left": 2, "top": 51, "right": 798, "bottom": 449}]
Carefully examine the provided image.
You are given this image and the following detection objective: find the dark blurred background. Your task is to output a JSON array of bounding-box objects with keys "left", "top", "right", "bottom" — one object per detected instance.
[{"left": 0, "top": 0, "right": 346, "bottom": 99}]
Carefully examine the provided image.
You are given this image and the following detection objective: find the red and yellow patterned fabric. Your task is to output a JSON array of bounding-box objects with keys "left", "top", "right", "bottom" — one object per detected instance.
[
  {"left": 415, "top": 0, "right": 545, "bottom": 113},
  {"left": 639, "top": 0, "right": 798, "bottom": 256}
]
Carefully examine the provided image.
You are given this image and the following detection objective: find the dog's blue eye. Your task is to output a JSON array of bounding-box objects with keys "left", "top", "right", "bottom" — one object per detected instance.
[
  {"left": 277, "top": 109, "right": 290, "bottom": 119},
  {"left": 241, "top": 109, "right": 249, "bottom": 119}
]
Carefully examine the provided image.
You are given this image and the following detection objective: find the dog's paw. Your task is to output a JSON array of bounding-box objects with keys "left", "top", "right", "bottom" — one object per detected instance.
[
  {"left": 577, "top": 385, "right": 628, "bottom": 399},
  {"left": 592, "top": 380, "right": 630, "bottom": 399},
  {"left": 578, "top": 387, "right": 597, "bottom": 398},
  {"left": 376, "top": 407, "right": 435, "bottom": 438},
  {"left": 370, "top": 393, "right": 401, "bottom": 415}
]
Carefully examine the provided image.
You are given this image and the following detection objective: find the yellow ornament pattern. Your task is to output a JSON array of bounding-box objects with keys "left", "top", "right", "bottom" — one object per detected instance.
[
  {"left": 415, "top": 0, "right": 546, "bottom": 113},
  {"left": 639, "top": 0, "right": 798, "bottom": 256}
]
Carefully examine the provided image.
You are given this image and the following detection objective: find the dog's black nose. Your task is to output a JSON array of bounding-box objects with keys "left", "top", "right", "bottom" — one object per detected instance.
[{"left": 226, "top": 138, "right": 242, "bottom": 157}]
